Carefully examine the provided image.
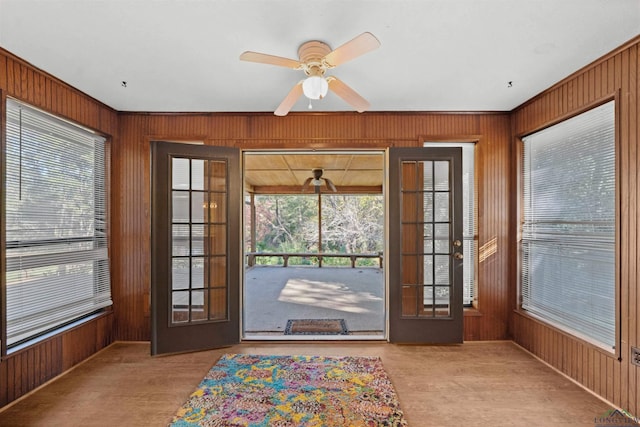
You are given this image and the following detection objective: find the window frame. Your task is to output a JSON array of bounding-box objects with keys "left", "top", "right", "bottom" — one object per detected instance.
[
  {"left": 516, "top": 95, "right": 621, "bottom": 356},
  {"left": 1, "top": 96, "right": 112, "bottom": 356}
]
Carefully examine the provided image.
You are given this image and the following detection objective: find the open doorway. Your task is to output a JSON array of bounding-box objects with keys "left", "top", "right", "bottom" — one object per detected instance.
[{"left": 242, "top": 151, "right": 385, "bottom": 339}]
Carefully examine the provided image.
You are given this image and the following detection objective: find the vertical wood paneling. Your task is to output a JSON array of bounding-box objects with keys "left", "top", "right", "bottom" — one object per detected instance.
[
  {"left": 0, "top": 54, "right": 7, "bottom": 89},
  {"left": 0, "top": 48, "right": 117, "bottom": 408},
  {"left": 0, "top": 314, "right": 113, "bottom": 407},
  {"left": 113, "top": 112, "right": 512, "bottom": 342},
  {"left": 512, "top": 36, "right": 640, "bottom": 415}
]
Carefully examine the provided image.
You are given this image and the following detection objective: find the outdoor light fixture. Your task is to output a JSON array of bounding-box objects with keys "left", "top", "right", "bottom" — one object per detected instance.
[{"left": 302, "top": 75, "right": 328, "bottom": 100}]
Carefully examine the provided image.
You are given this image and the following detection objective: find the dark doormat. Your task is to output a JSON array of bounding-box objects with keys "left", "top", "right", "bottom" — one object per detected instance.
[{"left": 284, "top": 319, "right": 348, "bottom": 335}]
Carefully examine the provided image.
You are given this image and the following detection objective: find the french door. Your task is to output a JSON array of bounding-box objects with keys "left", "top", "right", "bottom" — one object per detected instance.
[
  {"left": 151, "top": 142, "right": 240, "bottom": 355},
  {"left": 388, "top": 147, "right": 464, "bottom": 343},
  {"left": 150, "top": 143, "right": 461, "bottom": 353}
]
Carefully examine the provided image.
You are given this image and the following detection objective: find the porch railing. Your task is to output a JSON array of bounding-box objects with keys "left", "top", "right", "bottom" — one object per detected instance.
[{"left": 246, "top": 252, "right": 383, "bottom": 268}]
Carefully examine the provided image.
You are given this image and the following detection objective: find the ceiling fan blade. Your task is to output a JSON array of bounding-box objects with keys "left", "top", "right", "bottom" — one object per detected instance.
[
  {"left": 323, "top": 32, "right": 381, "bottom": 67},
  {"left": 239, "top": 51, "right": 303, "bottom": 69},
  {"left": 324, "top": 177, "right": 337, "bottom": 192},
  {"left": 327, "top": 77, "right": 370, "bottom": 112},
  {"left": 275, "top": 82, "right": 303, "bottom": 116},
  {"left": 302, "top": 177, "right": 313, "bottom": 191}
]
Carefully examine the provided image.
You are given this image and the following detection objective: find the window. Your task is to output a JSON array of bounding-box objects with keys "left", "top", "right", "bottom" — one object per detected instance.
[
  {"left": 4, "top": 99, "right": 111, "bottom": 348},
  {"left": 521, "top": 100, "right": 616, "bottom": 350},
  {"left": 424, "top": 143, "right": 476, "bottom": 306}
]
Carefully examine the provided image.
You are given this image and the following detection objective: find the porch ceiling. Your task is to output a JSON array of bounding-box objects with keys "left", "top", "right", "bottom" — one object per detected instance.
[{"left": 244, "top": 152, "right": 384, "bottom": 194}]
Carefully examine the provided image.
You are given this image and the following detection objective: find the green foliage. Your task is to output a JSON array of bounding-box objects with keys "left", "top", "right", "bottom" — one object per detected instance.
[
  {"left": 247, "top": 194, "right": 383, "bottom": 266},
  {"left": 254, "top": 195, "right": 319, "bottom": 252}
]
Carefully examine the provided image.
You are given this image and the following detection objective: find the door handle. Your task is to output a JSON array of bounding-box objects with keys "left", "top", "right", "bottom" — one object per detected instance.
[{"left": 453, "top": 252, "right": 463, "bottom": 260}]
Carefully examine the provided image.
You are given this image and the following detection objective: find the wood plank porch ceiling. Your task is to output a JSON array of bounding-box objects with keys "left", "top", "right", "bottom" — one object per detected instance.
[{"left": 244, "top": 152, "right": 384, "bottom": 194}]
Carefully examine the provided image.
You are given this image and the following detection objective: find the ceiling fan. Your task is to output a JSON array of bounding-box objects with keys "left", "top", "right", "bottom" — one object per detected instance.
[
  {"left": 302, "top": 168, "right": 337, "bottom": 194},
  {"left": 239, "top": 32, "right": 381, "bottom": 116}
]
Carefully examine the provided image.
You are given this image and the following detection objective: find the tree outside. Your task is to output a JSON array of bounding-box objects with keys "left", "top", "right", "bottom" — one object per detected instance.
[{"left": 245, "top": 194, "right": 383, "bottom": 267}]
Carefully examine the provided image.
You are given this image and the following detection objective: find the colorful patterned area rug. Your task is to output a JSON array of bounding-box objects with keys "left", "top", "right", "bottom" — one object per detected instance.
[
  {"left": 169, "top": 354, "right": 408, "bottom": 426},
  {"left": 284, "top": 319, "right": 348, "bottom": 335}
]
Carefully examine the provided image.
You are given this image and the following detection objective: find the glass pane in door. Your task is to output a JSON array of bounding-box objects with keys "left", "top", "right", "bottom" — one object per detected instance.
[
  {"left": 170, "top": 157, "right": 228, "bottom": 324},
  {"left": 400, "top": 160, "right": 452, "bottom": 318}
]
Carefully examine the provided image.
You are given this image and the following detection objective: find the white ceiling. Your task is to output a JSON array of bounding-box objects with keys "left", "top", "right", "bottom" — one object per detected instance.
[{"left": 1, "top": 0, "right": 638, "bottom": 114}]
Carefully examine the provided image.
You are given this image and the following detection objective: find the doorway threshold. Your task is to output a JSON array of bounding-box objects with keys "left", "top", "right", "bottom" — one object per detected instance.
[{"left": 242, "top": 334, "right": 386, "bottom": 341}]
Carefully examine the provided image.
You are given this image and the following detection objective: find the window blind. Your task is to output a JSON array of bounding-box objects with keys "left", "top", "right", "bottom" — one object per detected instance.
[
  {"left": 521, "top": 100, "right": 615, "bottom": 349},
  {"left": 5, "top": 99, "right": 112, "bottom": 347},
  {"left": 424, "top": 143, "right": 476, "bottom": 305}
]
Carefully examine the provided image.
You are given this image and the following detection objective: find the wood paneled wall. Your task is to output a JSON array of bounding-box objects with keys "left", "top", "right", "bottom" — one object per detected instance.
[
  {"left": 0, "top": 50, "right": 117, "bottom": 133},
  {"left": 114, "top": 112, "right": 512, "bottom": 342},
  {"left": 0, "top": 314, "right": 113, "bottom": 407},
  {"left": 511, "top": 36, "right": 640, "bottom": 414},
  {"left": 0, "top": 48, "right": 118, "bottom": 407}
]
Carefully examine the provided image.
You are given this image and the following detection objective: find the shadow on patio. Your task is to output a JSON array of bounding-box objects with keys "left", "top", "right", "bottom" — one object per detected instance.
[{"left": 243, "top": 266, "right": 385, "bottom": 337}]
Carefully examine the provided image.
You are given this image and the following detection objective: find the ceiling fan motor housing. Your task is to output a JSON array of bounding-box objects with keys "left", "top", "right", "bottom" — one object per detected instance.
[{"left": 298, "top": 41, "right": 332, "bottom": 73}]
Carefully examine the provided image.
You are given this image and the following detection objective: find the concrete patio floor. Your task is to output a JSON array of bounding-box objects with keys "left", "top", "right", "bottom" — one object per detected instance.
[{"left": 243, "top": 266, "right": 385, "bottom": 338}]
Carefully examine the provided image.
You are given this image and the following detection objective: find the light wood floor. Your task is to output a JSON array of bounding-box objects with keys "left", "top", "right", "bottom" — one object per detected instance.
[{"left": 0, "top": 341, "right": 615, "bottom": 426}]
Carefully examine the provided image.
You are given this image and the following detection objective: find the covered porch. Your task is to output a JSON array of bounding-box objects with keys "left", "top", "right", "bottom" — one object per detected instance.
[{"left": 243, "top": 266, "right": 385, "bottom": 337}]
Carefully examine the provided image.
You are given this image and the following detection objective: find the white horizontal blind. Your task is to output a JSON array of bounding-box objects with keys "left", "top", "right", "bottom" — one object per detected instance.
[
  {"left": 5, "top": 99, "right": 112, "bottom": 347},
  {"left": 424, "top": 143, "right": 475, "bottom": 305},
  {"left": 521, "top": 101, "right": 615, "bottom": 349}
]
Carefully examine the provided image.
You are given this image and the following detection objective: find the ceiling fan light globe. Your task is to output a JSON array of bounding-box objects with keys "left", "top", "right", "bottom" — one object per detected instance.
[{"left": 302, "top": 76, "right": 328, "bottom": 100}]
